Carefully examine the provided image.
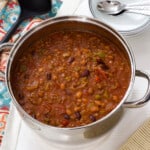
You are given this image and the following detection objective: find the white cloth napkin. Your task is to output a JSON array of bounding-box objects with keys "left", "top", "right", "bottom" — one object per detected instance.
[{"left": 56, "top": 0, "right": 82, "bottom": 16}]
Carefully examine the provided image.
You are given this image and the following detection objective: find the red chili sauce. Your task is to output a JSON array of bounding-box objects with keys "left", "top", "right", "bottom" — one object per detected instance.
[{"left": 12, "top": 31, "right": 131, "bottom": 127}]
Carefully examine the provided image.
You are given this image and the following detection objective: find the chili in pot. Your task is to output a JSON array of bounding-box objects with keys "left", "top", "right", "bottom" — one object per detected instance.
[{"left": 12, "top": 31, "right": 131, "bottom": 128}]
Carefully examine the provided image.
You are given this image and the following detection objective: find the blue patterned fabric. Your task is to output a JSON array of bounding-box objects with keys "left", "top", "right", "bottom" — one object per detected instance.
[
  {"left": 0, "top": 0, "right": 62, "bottom": 32},
  {"left": 0, "top": 82, "right": 11, "bottom": 108}
]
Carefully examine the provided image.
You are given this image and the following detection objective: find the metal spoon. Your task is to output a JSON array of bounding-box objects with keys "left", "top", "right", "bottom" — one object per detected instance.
[
  {"left": 97, "top": 0, "right": 150, "bottom": 15},
  {"left": 0, "top": 0, "right": 52, "bottom": 44}
]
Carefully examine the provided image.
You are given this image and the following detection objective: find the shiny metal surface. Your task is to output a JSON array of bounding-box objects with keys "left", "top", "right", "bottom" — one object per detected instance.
[
  {"left": 0, "top": 43, "right": 14, "bottom": 80},
  {"left": 123, "top": 70, "right": 150, "bottom": 108},
  {"left": 4, "top": 16, "right": 150, "bottom": 143},
  {"left": 89, "top": 0, "right": 150, "bottom": 36},
  {"left": 97, "top": 0, "right": 150, "bottom": 15}
]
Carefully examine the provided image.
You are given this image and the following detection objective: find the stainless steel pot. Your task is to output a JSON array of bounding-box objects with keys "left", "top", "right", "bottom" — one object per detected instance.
[{"left": 1, "top": 16, "right": 150, "bottom": 144}]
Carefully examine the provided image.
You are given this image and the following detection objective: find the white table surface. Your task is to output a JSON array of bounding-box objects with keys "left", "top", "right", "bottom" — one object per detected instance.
[{"left": 1, "top": 0, "right": 150, "bottom": 150}]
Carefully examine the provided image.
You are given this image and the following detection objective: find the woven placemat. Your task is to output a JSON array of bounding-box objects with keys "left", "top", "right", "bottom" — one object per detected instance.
[{"left": 119, "top": 118, "right": 150, "bottom": 150}]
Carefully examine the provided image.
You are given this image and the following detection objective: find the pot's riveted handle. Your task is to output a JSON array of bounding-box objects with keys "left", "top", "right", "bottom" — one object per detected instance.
[
  {"left": 123, "top": 70, "right": 150, "bottom": 108},
  {"left": 0, "top": 43, "right": 14, "bottom": 80}
]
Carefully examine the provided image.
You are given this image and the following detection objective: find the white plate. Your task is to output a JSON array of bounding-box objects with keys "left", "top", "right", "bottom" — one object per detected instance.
[{"left": 89, "top": 0, "right": 150, "bottom": 35}]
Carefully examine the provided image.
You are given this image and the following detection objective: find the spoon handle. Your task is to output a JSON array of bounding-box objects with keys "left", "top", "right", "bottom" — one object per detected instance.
[
  {"left": 127, "top": 1, "right": 150, "bottom": 7},
  {"left": 0, "top": 15, "right": 24, "bottom": 44},
  {"left": 126, "top": 5, "right": 150, "bottom": 10},
  {"left": 127, "top": 9, "right": 150, "bottom": 16}
]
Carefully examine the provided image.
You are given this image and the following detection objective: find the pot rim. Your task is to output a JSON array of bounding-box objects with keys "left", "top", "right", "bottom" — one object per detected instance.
[{"left": 6, "top": 16, "right": 135, "bottom": 131}]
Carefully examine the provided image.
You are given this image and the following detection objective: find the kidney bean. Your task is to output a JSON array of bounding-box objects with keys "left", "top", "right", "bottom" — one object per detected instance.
[
  {"left": 64, "top": 113, "right": 70, "bottom": 120},
  {"left": 46, "top": 73, "right": 52, "bottom": 80},
  {"left": 96, "top": 59, "right": 109, "bottom": 70},
  {"left": 80, "top": 69, "right": 90, "bottom": 77},
  {"left": 75, "top": 111, "right": 81, "bottom": 120},
  {"left": 89, "top": 115, "right": 96, "bottom": 122},
  {"left": 68, "top": 57, "right": 75, "bottom": 63}
]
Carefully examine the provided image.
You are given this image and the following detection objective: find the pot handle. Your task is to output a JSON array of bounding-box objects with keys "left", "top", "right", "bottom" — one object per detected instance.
[
  {"left": 0, "top": 43, "right": 14, "bottom": 80},
  {"left": 123, "top": 70, "right": 150, "bottom": 108}
]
